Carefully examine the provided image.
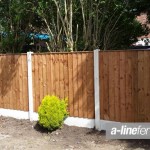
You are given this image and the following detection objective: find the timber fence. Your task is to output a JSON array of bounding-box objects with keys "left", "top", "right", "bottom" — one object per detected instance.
[{"left": 0, "top": 50, "right": 150, "bottom": 129}]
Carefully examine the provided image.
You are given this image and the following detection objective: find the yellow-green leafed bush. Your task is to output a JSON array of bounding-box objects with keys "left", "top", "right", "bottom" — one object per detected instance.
[{"left": 38, "top": 95, "right": 68, "bottom": 131}]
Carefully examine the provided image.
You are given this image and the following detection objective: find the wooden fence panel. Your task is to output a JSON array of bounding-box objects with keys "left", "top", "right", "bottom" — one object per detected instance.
[
  {"left": 100, "top": 50, "right": 150, "bottom": 122},
  {"left": 32, "top": 52, "right": 95, "bottom": 119},
  {"left": 0, "top": 54, "right": 28, "bottom": 111}
]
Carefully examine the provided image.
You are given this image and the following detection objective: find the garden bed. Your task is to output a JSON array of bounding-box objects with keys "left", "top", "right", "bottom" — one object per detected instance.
[{"left": 0, "top": 116, "right": 149, "bottom": 150}]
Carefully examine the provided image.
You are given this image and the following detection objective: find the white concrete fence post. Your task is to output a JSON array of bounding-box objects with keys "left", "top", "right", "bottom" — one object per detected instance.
[
  {"left": 94, "top": 49, "right": 100, "bottom": 130},
  {"left": 27, "top": 52, "right": 34, "bottom": 121}
]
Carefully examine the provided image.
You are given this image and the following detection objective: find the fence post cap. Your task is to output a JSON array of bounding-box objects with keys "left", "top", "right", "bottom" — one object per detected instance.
[
  {"left": 27, "top": 51, "right": 34, "bottom": 54},
  {"left": 94, "top": 49, "right": 100, "bottom": 51}
]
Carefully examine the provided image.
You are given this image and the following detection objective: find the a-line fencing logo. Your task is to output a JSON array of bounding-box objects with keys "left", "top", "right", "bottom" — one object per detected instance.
[{"left": 106, "top": 123, "right": 150, "bottom": 139}]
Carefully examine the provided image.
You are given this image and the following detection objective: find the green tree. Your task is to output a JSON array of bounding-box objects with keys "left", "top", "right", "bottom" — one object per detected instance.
[
  {"left": 36, "top": 0, "right": 149, "bottom": 51},
  {"left": 0, "top": 0, "right": 149, "bottom": 52},
  {"left": 0, "top": 0, "right": 36, "bottom": 53}
]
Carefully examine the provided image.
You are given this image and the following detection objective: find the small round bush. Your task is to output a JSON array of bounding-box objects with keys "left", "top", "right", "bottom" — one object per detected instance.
[{"left": 38, "top": 95, "right": 68, "bottom": 131}]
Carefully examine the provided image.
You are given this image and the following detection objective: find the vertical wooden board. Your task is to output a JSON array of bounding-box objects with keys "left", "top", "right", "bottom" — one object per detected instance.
[
  {"left": 147, "top": 51, "right": 150, "bottom": 122},
  {"left": 146, "top": 51, "right": 150, "bottom": 121},
  {"left": 21, "top": 55, "right": 25, "bottom": 111},
  {"left": 55, "top": 54, "right": 60, "bottom": 97},
  {"left": 114, "top": 52, "right": 120, "bottom": 121},
  {"left": 72, "top": 53, "right": 79, "bottom": 117},
  {"left": 99, "top": 52, "right": 104, "bottom": 119},
  {"left": 63, "top": 54, "right": 69, "bottom": 99},
  {"left": 0, "top": 56, "right": 2, "bottom": 107},
  {"left": 59, "top": 54, "right": 65, "bottom": 99},
  {"left": 3, "top": 55, "right": 9, "bottom": 109},
  {"left": 53, "top": 54, "right": 57, "bottom": 95},
  {"left": 2, "top": 55, "right": 6, "bottom": 108},
  {"left": 125, "top": 52, "right": 134, "bottom": 122},
  {"left": 1, "top": 55, "right": 5, "bottom": 108},
  {"left": 1, "top": 55, "right": 7, "bottom": 109},
  {"left": 78, "top": 53, "right": 83, "bottom": 118},
  {"left": 1, "top": 56, "right": 6, "bottom": 108},
  {"left": 137, "top": 51, "right": 145, "bottom": 121},
  {"left": 0, "top": 56, "right": 4, "bottom": 108},
  {"left": 101, "top": 52, "right": 110, "bottom": 120},
  {"left": 32, "top": 55, "right": 35, "bottom": 111},
  {"left": 131, "top": 51, "right": 138, "bottom": 122},
  {"left": 50, "top": 54, "right": 55, "bottom": 95},
  {"left": 11, "top": 55, "right": 17, "bottom": 110},
  {"left": 16, "top": 55, "right": 20, "bottom": 110},
  {"left": 32, "top": 55, "right": 37, "bottom": 112},
  {"left": 143, "top": 51, "right": 150, "bottom": 121},
  {"left": 0, "top": 56, "right": 3, "bottom": 108},
  {"left": 68, "top": 53, "right": 74, "bottom": 116},
  {"left": 81, "top": 53, "right": 88, "bottom": 118},
  {"left": 2, "top": 55, "right": 6, "bottom": 109},
  {"left": 2, "top": 55, "right": 7, "bottom": 108},
  {"left": 8, "top": 56, "right": 13, "bottom": 109},
  {"left": 14, "top": 55, "right": 20, "bottom": 110},
  {"left": 108, "top": 52, "right": 115, "bottom": 121},
  {"left": 32, "top": 55, "right": 36, "bottom": 111},
  {"left": 46, "top": 54, "right": 51, "bottom": 95},
  {"left": 18, "top": 56, "right": 24, "bottom": 111},
  {"left": 52, "top": 54, "right": 57, "bottom": 95},
  {"left": 34, "top": 54, "right": 41, "bottom": 112},
  {"left": 39, "top": 55, "right": 44, "bottom": 104},
  {"left": 25, "top": 55, "right": 29, "bottom": 111},
  {"left": 22, "top": 55, "right": 28, "bottom": 111},
  {"left": 8, "top": 55, "right": 13, "bottom": 109},
  {"left": 87, "top": 53, "right": 94, "bottom": 119},
  {"left": 42, "top": 55, "right": 47, "bottom": 96},
  {"left": 119, "top": 52, "right": 126, "bottom": 122}
]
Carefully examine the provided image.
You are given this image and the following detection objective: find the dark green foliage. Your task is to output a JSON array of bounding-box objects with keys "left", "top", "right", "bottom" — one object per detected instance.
[{"left": 0, "top": 0, "right": 150, "bottom": 52}]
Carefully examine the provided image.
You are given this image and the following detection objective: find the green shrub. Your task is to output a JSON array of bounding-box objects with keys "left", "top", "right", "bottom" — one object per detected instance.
[{"left": 38, "top": 95, "right": 68, "bottom": 131}]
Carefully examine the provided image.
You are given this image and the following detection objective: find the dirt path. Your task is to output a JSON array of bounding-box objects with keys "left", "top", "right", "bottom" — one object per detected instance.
[{"left": 0, "top": 116, "right": 150, "bottom": 150}]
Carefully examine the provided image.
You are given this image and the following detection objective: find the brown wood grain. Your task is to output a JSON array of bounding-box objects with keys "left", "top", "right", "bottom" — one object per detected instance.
[
  {"left": 99, "top": 52, "right": 104, "bottom": 119},
  {"left": 82, "top": 53, "right": 88, "bottom": 118},
  {"left": 1, "top": 51, "right": 150, "bottom": 122},
  {"left": 78, "top": 53, "right": 83, "bottom": 118},
  {"left": 59, "top": 54, "right": 65, "bottom": 99},
  {"left": 87, "top": 53, "right": 94, "bottom": 119},
  {"left": 72, "top": 54, "right": 79, "bottom": 117},
  {"left": 137, "top": 51, "right": 145, "bottom": 121},
  {"left": 68, "top": 53, "right": 74, "bottom": 116},
  {"left": 119, "top": 52, "right": 126, "bottom": 122},
  {"left": 108, "top": 52, "right": 115, "bottom": 121},
  {"left": 63, "top": 54, "right": 69, "bottom": 98}
]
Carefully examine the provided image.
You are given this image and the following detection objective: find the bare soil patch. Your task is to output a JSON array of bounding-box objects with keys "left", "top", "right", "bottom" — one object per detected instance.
[{"left": 0, "top": 116, "right": 150, "bottom": 150}]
